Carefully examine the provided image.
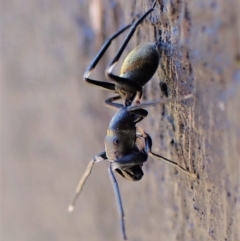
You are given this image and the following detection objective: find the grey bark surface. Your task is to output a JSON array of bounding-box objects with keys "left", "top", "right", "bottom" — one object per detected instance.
[{"left": 1, "top": 0, "right": 240, "bottom": 241}]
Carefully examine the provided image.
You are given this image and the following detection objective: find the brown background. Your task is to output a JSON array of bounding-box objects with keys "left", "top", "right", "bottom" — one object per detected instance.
[{"left": 1, "top": 0, "right": 240, "bottom": 241}]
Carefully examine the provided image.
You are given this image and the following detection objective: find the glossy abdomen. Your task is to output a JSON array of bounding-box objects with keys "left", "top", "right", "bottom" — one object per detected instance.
[{"left": 120, "top": 43, "right": 159, "bottom": 86}]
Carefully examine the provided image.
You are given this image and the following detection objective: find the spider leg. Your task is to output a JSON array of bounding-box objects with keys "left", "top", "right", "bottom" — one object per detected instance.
[
  {"left": 105, "top": 97, "right": 149, "bottom": 121},
  {"left": 108, "top": 164, "right": 127, "bottom": 240},
  {"left": 136, "top": 127, "right": 197, "bottom": 178},
  {"left": 106, "top": 2, "right": 157, "bottom": 99},
  {"left": 105, "top": 92, "right": 138, "bottom": 108},
  {"left": 68, "top": 152, "right": 107, "bottom": 212},
  {"left": 127, "top": 94, "right": 193, "bottom": 124},
  {"left": 127, "top": 94, "right": 194, "bottom": 111},
  {"left": 107, "top": 1, "right": 157, "bottom": 71},
  {"left": 84, "top": 24, "right": 131, "bottom": 91},
  {"left": 105, "top": 95, "right": 123, "bottom": 109}
]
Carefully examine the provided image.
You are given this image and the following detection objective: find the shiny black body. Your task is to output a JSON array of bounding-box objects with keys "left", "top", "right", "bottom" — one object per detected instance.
[{"left": 69, "top": 94, "right": 195, "bottom": 240}]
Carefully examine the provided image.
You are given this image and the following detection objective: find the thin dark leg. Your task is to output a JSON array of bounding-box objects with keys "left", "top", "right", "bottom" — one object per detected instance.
[
  {"left": 105, "top": 92, "right": 138, "bottom": 108},
  {"left": 107, "top": 1, "right": 157, "bottom": 73},
  {"left": 105, "top": 94, "right": 136, "bottom": 109},
  {"left": 85, "top": 79, "right": 116, "bottom": 91},
  {"left": 136, "top": 127, "right": 197, "bottom": 178},
  {"left": 128, "top": 94, "right": 194, "bottom": 112},
  {"left": 105, "top": 95, "right": 123, "bottom": 109},
  {"left": 84, "top": 25, "right": 131, "bottom": 91},
  {"left": 149, "top": 151, "right": 197, "bottom": 178},
  {"left": 108, "top": 164, "right": 127, "bottom": 240},
  {"left": 68, "top": 152, "right": 107, "bottom": 212},
  {"left": 106, "top": 1, "right": 157, "bottom": 93}
]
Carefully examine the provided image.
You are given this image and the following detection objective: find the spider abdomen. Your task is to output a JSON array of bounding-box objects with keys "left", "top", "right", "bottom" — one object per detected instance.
[{"left": 120, "top": 43, "right": 160, "bottom": 86}]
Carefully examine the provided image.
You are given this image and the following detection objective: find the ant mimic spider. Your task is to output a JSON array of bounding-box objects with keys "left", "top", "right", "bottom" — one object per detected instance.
[{"left": 69, "top": 1, "right": 197, "bottom": 240}]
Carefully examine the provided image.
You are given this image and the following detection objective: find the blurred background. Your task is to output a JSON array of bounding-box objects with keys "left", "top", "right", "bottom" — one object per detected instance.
[
  {"left": 1, "top": 0, "right": 127, "bottom": 240},
  {"left": 1, "top": 0, "right": 240, "bottom": 241}
]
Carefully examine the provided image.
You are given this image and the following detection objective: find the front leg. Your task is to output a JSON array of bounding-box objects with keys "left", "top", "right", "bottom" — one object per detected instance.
[{"left": 68, "top": 151, "right": 107, "bottom": 212}]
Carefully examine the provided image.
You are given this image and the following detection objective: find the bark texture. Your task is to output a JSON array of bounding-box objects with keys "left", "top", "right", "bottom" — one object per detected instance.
[{"left": 1, "top": 0, "right": 240, "bottom": 241}]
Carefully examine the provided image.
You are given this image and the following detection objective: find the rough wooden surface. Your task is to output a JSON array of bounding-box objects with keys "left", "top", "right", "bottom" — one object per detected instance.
[{"left": 1, "top": 0, "right": 240, "bottom": 241}]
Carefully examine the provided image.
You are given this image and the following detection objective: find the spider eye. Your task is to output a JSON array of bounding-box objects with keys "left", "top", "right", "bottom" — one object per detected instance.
[{"left": 113, "top": 138, "right": 119, "bottom": 145}]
